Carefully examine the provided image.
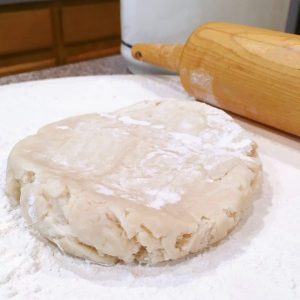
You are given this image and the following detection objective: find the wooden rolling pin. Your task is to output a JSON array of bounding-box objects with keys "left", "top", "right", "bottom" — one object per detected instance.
[{"left": 132, "top": 22, "right": 300, "bottom": 137}]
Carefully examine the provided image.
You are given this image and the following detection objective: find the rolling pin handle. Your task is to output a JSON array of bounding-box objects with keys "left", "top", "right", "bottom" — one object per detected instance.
[{"left": 131, "top": 43, "right": 183, "bottom": 73}]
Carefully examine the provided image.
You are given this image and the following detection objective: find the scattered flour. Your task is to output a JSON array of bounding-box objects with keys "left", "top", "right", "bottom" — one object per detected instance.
[
  {"left": 55, "top": 125, "right": 70, "bottom": 130},
  {"left": 118, "top": 115, "right": 151, "bottom": 126},
  {"left": 95, "top": 184, "right": 115, "bottom": 196},
  {"left": 144, "top": 187, "right": 182, "bottom": 209},
  {"left": 0, "top": 76, "right": 299, "bottom": 300}
]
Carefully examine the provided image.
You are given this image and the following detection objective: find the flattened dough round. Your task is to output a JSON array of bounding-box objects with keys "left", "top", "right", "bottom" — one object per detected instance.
[{"left": 6, "top": 100, "right": 261, "bottom": 265}]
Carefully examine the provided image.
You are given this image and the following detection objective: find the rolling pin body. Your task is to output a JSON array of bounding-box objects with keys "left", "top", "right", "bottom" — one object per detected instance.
[{"left": 132, "top": 22, "right": 300, "bottom": 137}]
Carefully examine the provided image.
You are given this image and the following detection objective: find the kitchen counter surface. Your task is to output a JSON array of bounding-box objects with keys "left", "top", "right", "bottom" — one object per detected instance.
[
  {"left": 0, "top": 75, "right": 299, "bottom": 299},
  {"left": 0, "top": 55, "right": 130, "bottom": 86}
]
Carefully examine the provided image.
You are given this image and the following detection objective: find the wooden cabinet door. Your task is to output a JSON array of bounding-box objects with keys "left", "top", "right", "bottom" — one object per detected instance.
[{"left": 0, "top": 0, "right": 121, "bottom": 76}]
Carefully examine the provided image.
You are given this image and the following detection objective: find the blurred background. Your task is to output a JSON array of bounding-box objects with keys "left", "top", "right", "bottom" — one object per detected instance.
[{"left": 0, "top": 0, "right": 299, "bottom": 78}]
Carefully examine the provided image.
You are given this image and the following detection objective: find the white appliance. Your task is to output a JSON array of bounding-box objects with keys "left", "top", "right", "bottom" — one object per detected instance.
[{"left": 121, "top": 0, "right": 292, "bottom": 73}]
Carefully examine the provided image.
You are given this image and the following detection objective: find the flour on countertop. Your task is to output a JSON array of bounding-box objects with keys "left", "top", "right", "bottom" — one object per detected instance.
[{"left": 0, "top": 76, "right": 299, "bottom": 300}]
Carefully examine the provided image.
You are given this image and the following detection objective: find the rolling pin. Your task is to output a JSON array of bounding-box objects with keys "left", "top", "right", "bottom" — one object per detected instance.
[{"left": 131, "top": 22, "right": 300, "bottom": 137}]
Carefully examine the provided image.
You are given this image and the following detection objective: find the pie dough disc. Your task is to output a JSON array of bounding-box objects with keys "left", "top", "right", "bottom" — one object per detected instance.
[{"left": 6, "top": 100, "right": 261, "bottom": 265}]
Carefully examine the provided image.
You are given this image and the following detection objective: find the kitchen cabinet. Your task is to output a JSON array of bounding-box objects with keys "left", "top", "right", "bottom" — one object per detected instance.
[{"left": 0, "top": 0, "right": 120, "bottom": 76}]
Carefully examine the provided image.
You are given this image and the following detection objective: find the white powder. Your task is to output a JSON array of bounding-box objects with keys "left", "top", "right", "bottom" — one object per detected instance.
[
  {"left": 144, "top": 187, "right": 181, "bottom": 209},
  {"left": 0, "top": 76, "right": 299, "bottom": 300},
  {"left": 26, "top": 193, "right": 36, "bottom": 220},
  {"left": 55, "top": 125, "right": 69, "bottom": 130},
  {"left": 119, "top": 115, "right": 151, "bottom": 126},
  {"left": 99, "top": 113, "right": 165, "bottom": 130},
  {"left": 96, "top": 184, "right": 115, "bottom": 196}
]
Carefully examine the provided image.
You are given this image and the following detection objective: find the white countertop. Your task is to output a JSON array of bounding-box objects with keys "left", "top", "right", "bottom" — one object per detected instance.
[{"left": 0, "top": 75, "right": 299, "bottom": 300}]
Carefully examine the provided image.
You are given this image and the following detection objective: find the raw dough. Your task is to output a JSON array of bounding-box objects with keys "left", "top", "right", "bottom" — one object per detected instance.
[{"left": 5, "top": 100, "right": 261, "bottom": 265}]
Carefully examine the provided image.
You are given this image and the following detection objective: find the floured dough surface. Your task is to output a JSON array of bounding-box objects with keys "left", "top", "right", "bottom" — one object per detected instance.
[{"left": 5, "top": 100, "right": 261, "bottom": 265}]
